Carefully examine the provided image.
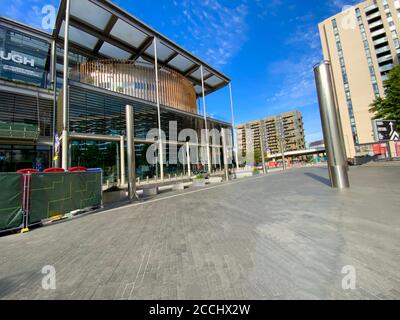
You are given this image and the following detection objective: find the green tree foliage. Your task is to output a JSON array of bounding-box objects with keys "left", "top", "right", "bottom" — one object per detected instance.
[
  {"left": 244, "top": 149, "right": 262, "bottom": 164},
  {"left": 370, "top": 65, "right": 400, "bottom": 123}
]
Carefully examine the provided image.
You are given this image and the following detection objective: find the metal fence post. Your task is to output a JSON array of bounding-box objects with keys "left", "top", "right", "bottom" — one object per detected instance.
[{"left": 20, "top": 173, "right": 31, "bottom": 233}]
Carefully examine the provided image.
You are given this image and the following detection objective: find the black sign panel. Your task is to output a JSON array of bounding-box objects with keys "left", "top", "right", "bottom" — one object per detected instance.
[
  {"left": 0, "top": 25, "right": 50, "bottom": 88},
  {"left": 375, "top": 120, "right": 399, "bottom": 141}
]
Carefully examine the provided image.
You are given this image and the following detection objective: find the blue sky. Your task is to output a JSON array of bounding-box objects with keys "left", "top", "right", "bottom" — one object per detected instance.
[{"left": 0, "top": 0, "right": 360, "bottom": 144}]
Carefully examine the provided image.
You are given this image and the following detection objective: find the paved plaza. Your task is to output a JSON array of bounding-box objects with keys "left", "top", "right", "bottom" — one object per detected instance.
[{"left": 0, "top": 165, "right": 399, "bottom": 300}]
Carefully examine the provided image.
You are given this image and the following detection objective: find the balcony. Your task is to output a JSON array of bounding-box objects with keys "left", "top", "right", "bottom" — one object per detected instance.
[
  {"left": 375, "top": 45, "right": 391, "bottom": 55},
  {"left": 369, "top": 20, "right": 383, "bottom": 29},
  {"left": 365, "top": 4, "right": 378, "bottom": 14},
  {"left": 371, "top": 28, "right": 386, "bottom": 38},
  {"left": 366, "top": 11, "right": 381, "bottom": 21},
  {"left": 380, "top": 64, "right": 394, "bottom": 72},
  {"left": 373, "top": 37, "right": 388, "bottom": 46},
  {"left": 377, "top": 54, "right": 393, "bottom": 63}
]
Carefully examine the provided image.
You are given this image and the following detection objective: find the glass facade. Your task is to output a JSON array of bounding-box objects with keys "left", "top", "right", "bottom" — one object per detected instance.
[
  {"left": 67, "top": 84, "right": 228, "bottom": 180},
  {"left": 0, "top": 21, "right": 231, "bottom": 178},
  {"left": 67, "top": 84, "right": 228, "bottom": 142},
  {"left": 0, "top": 144, "right": 51, "bottom": 172},
  {"left": 0, "top": 90, "right": 53, "bottom": 138}
]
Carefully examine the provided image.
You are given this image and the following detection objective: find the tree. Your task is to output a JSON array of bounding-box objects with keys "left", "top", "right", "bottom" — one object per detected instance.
[
  {"left": 369, "top": 65, "right": 400, "bottom": 123},
  {"left": 243, "top": 149, "right": 262, "bottom": 165}
]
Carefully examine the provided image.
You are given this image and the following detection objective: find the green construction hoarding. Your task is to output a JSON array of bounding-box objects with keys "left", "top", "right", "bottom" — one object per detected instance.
[
  {"left": 29, "top": 172, "right": 102, "bottom": 225},
  {"left": 0, "top": 173, "right": 24, "bottom": 231}
]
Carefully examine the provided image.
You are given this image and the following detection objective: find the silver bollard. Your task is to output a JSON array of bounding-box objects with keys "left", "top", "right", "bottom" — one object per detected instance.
[
  {"left": 314, "top": 61, "right": 350, "bottom": 189},
  {"left": 126, "top": 105, "right": 139, "bottom": 201}
]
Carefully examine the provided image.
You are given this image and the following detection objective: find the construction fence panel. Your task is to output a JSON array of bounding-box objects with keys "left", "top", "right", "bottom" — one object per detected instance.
[
  {"left": 0, "top": 173, "right": 24, "bottom": 231},
  {"left": 29, "top": 172, "right": 102, "bottom": 225}
]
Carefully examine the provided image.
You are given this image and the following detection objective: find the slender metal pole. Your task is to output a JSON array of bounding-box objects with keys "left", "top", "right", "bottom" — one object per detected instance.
[
  {"left": 61, "top": 0, "right": 71, "bottom": 170},
  {"left": 279, "top": 138, "right": 286, "bottom": 171},
  {"left": 200, "top": 65, "right": 211, "bottom": 173},
  {"left": 153, "top": 37, "right": 164, "bottom": 181},
  {"left": 259, "top": 123, "right": 267, "bottom": 174},
  {"left": 229, "top": 83, "right": 239, "bottom": 170},
  {"left": 50, "top": 39, "right": 57, "bottom": 167},
  {"left": 186, "top": 141, "right": 191, "bottom": 178},
  {"left": 126, "top": 105, "right": 138, "bottom": 201},
  {"left": 116, "top": 141, "right": 120, "bottom": 185},
  {"left": 221, "top": 128, "right": 229, "bottom": 181},
  {"left": 120, "top": 135, "right": 126, "bottom": 186},
  {"left": 314, "top": 61, "right": 350, "bottom": 189}
]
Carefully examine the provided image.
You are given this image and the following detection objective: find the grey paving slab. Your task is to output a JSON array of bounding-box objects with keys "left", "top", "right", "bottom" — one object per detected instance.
[{"left": 0, "top": 165, "right": 399, "bottom": 300}]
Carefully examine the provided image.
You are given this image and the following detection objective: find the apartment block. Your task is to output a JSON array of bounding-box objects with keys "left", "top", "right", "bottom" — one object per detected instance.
[
  {"left": 237, "top": 111, "right": 305, "bottom": 157},
  {"left": 319, "top": 0, "right": 400, "bottom": 158}
]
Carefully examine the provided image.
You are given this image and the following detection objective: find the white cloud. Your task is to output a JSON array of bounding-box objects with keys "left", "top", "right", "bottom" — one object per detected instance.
[
  {"left": 286, "top": 25, "right": 320, "bottom": 49},
  {"left": 266, "top": 51, "right": 321, "bottom": 110},
  {"left": 1, "top": 0, "right": 59, "bottom": 30},
  {"left": 329, "top": 0, "right": 360, "bottom": 12},
  {"left": 171, "top": 0, "right": 249, "bottom": 67}
]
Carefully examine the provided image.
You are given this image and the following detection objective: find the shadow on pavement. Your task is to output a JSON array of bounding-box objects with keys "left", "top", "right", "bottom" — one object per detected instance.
[{"left": 304, "top": 172, "right": 331, "bottom": 187}]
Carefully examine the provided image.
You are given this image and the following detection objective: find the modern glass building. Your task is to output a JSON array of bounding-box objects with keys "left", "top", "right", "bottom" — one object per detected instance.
[{"left": 0, "top": 0, "right": 235, "bottom": 182}]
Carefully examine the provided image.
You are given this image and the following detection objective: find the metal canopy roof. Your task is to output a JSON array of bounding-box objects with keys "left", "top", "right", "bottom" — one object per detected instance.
[{"left": 53, "top": 0, "right": 231, "bottom": 96}]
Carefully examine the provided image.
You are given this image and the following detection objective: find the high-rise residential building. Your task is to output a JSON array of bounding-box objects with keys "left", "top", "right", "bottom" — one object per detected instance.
[
  {"left": 237, "top": 111, "right": 305, "bottom": 157},
  {"left": 319, "top": 0, "right": 400, "bottom": 158}
]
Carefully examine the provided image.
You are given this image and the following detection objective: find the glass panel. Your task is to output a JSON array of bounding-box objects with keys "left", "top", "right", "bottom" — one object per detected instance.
[
  {"left": 145, "top": 40, "right": 174, "bottom": 61},
  {"left": 70, "top": 0, "right": 112, "bottom": 30},
  {"left": 190, "top": 67, "right": 210, "bottom": 80},
  {"left": 0, "top": 145, "right": 50, "bottom": 172},
  {"left": 98, "top": 42, "right": 131, "bottom": 59},
  {"left": 59, "top": 22, "right": 98, "bottom": 50},
  {"left": 194, "top": 85, "right": 202, "bottom": 94},
  {"left": 71, "top": 140, "right": 118, "bottom": 183},
  {"left": 135, "top": 57, "right": 149, "bottom": 64},
  {"left": 168, "top": 55, "right": 194, "bottom": 72},
  {"left": 205, "top": 75, "right": 224, "bottom": 87},
  {"left": 110, "top": 19, "right": 148, "bottom": 48}
]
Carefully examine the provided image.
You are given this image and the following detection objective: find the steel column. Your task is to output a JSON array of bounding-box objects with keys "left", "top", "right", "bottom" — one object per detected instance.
[
  {"left": 126, "top": 105, "right": 138, "bottom": 201},
  {"left": 279, "top": 138, "right": 286, "bottom": 171},
  {"left": 259, "top": 123, "right": 267, "bottom": 174},
  {"left": 200, "top": 66, "right": 211, "bottom": 172},
  {"left": 229, "top": 83, "right": 239, "bottom": 170},
  {"left": 50, "top": 39, "right": 58, "bottom": 167},
  {"left": 116, "top": 142, "right": 120, "bottom": 185},
  {"left": 221, "top": 128, "right": 229, "bottom": 181},
  {"left": 314, "top": 62, "right": 350, "bottom": 189},
  {"left": 120, "top": 135, "right": 126, "bottom": 186},
  {"left": 154, "top": 37, "right": 164, "bottom": 180},
  {"left": 61, "top": 0, "right": 71, "bottom": 170},
  {"left": 186, "top": 141, "right": 191, "bottom": 177}
]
